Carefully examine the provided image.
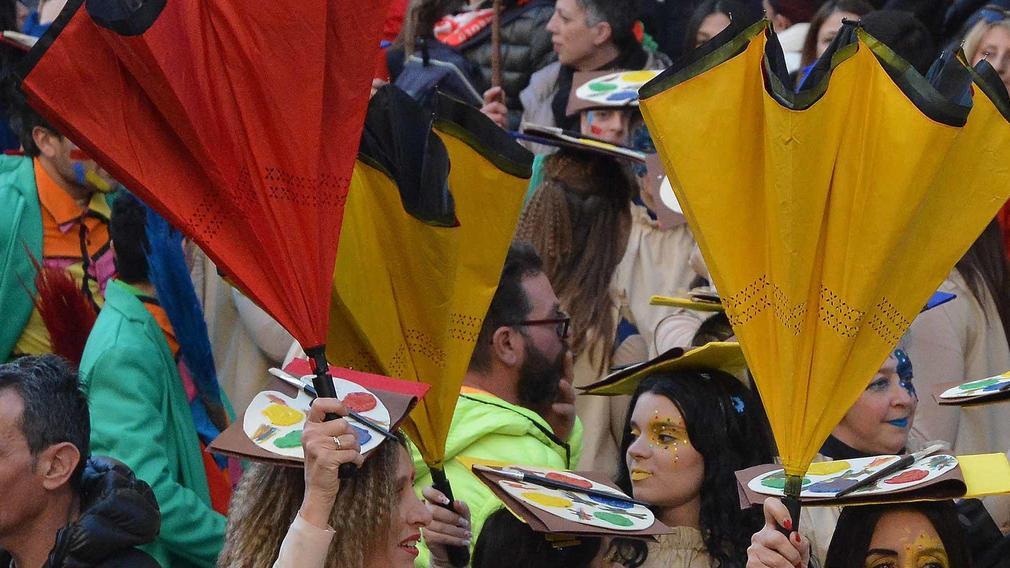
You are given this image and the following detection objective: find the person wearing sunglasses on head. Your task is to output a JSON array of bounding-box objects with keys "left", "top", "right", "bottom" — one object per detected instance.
[{"left": 407, "top": 241, "right": 583, "bottom": 566}]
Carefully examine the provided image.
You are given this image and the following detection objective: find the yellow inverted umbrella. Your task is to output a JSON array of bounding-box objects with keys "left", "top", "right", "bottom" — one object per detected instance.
[
  {"left": 639, "top": 20, "right": 1010, "bottom": 513},
  {"left": 325, "top": 88, "right": 530, "bottom": 469}
]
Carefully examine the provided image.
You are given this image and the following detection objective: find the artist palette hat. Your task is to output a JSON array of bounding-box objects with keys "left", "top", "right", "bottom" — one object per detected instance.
[
  {"left": 565, "top": 70, "right": 663, "bottom": 116},
  {"left": 579, "top": 341, "right": 747, "bottom": 396}
]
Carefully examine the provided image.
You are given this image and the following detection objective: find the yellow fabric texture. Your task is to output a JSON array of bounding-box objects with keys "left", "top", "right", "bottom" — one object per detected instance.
[
  {"left": 325, "top": 126, "right": 526, "bottom": 467},
  {"left": 640, "top": 26, "right": 1010, "bottom": 478}
]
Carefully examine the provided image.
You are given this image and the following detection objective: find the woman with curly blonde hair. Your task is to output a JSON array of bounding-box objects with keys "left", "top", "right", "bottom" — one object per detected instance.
[{"left": 219, "top": 399, "right": 467, "bottom": 568}]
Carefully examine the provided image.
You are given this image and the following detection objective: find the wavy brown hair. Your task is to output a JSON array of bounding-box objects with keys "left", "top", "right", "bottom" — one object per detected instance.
[
  {"left": 516, "top": 150, "right": 636, "bottom": 371},
  {"left": 218, "top": 437, "right": 402, "bottom": 568}
]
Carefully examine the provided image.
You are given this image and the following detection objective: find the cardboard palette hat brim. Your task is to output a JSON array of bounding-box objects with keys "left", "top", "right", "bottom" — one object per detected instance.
[
  {"left": 734, "top": 453, "right": 1010, "bottom": 508},
  {"left": 932, "top": 377, "right": 1010, "bottom": 407},
  {"left": 517, "top": 123, "right": 645, "bottom": 163},
  {"left": 580, "top": 342, "right": 747, "bottom": 396},
  {"left": 208, "top": 361, "right": 428, "bottom": 466},
  {"left": 470, "top": 463, "right": 672, "bottom": 540},
  {"left": 650, "top": 294, "right": 724, "bottom": 312},
  {"left": 642, "top": 153, "right": 686, "bottom": 229},
  {"left": 566, "top": 70, "right": 663, "bottom": 116}
]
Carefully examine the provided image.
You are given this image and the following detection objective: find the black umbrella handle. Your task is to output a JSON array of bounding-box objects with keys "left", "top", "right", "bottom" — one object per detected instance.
[
  {"left": 306, "top": 346, "right": 357, "bottom": 479},
  {"left": 776, "top": 494, "right": 802, "bottom": 538},
  {"left": 430, "top": 467, "right": 470, "bottom": 567}
]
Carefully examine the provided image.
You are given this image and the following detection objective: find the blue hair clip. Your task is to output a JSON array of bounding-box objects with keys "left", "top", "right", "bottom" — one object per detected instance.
[{"left": 730, "top": 395, "right": 745, "bottom": 414}]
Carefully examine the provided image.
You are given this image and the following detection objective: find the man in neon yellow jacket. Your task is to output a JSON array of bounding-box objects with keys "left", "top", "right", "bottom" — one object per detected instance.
[{"left": 412, "top": 242, "right": 583, "bottom": 566}]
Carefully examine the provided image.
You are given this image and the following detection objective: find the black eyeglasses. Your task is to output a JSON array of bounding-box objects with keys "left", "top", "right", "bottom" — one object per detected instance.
[{"left": 511, "top": 313, "right": 571, "bottom": 339}]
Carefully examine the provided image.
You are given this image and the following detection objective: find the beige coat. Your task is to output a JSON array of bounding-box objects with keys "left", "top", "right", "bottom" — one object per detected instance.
[
  {"left": 574, "top": 205, "right": 696, "bottom": 476},
  {"left": 905, "top": 269, "right": 1010, "bottom": 531},
  {"left": 187, "top": 245, "right": 294, "bottom": 412},
  {"left": 639, "top": 527, "right": 712, "bottom": 568}
]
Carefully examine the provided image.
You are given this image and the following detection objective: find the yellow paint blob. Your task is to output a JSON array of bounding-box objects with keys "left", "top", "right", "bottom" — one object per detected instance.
[
  {"left": 262, "top": 404, "right": 304, "bottom": 427},
  {"left": 807, "top": 460, "right": 851, "bottom": 476},
  {"left": 522, "top": 492, "right": 572, "bottom": 508},
  {"left": 620, "top": 70, "right": 658, "bottom": 83}
]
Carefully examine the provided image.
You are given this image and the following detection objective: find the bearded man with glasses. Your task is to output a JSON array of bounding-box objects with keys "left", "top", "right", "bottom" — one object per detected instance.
[{"left": 407, "top": 241, "right": 582, "bottom": 566}]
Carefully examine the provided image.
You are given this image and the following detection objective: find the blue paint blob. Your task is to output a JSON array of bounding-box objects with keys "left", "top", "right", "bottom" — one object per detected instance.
[
  {"left": 806, "top": 478, "right": 854, "bottom": 494},
  {"left": 605, "top": 91, "right": 638, "bottom": 101},
  {"left": 352, "top": 425, "right": 372, "bottom": 446},
  {"left": 587, "top": 493, "right": 634, "bottom": 509}
]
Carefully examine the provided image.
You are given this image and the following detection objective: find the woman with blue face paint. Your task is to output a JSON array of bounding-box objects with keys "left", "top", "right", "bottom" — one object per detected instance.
[
  {"left": 800, "top": 348, "right": 923, "bottom": 562},
  {"left": 826, "top": 349, "right": 918, "bottom": 458}
]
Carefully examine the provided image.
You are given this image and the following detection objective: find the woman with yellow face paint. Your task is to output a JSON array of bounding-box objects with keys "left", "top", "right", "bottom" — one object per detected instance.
[
  {"left": 747, "top": 498, "right": 971, "bottom": 568},
  {"left": 607, "top": 370, "right": 774, "bottom": 567}
]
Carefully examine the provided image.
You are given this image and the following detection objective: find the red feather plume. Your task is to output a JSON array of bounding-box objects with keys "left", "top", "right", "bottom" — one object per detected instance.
[{"left": 29, "top": 256, "right": 98, "bottom": 366}]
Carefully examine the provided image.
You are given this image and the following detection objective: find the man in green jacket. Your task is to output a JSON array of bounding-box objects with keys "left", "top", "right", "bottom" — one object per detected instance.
[
  {"left": 0, "top": 104, "right": 117, "bottom": 361},
  {"left": 79, "top": 194, "right": 227, "bottom": 566},
  {"left": 412, "top": 242, "right": 583, "bottom": 565}
]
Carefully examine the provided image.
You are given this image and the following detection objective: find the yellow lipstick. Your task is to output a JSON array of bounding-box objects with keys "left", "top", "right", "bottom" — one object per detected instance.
[{"left": 631, "top": 470, "right": 652, "bottom": 481}]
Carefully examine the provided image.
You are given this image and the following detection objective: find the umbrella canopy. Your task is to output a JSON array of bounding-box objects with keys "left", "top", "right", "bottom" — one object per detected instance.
[
  {"left": 326, "top": 88, "right": 531, "bottom": 467},
  {"left": 18, "top": 0, "right": 389, "bottom": 357},
  {"left": 639, "top": 19, "right": 1010, "bottom": 496}
]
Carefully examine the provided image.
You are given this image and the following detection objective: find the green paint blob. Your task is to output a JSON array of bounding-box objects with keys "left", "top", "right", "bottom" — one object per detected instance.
[
  {"left": 274, "top": 430, "right": 303, "bottom": 448},
  {"left": 588, "top": 82, "right": 617, "bottom": 92},
  {"left": 594, "top": 511, "right": 634, "bottom": 527},
  {"left": 961, "top": 378, "right": 999, "bottom": 390},
  {"left": 761, "top": 475, "right": 811, "bottom": 489}
]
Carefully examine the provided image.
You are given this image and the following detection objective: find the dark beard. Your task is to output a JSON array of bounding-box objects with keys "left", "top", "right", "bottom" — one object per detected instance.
[{"left": 516, "top": 342, "right": 565, "bottom": 413}]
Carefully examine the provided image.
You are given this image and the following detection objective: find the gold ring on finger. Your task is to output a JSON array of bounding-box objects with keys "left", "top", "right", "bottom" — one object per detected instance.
[{"left": 332, "top": 435, "right": 342, "bottom": 450}]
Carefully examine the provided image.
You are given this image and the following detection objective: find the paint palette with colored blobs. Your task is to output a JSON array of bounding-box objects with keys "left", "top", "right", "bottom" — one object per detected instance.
[
  {"left": 242, "top": 377, "right": 390, "bottom": 459},
  {"left": 749, "top": 454, "right": 958, "bottom": 499},
  {"left": 574, "top": 70, "right": 661, "bottom": 107},
  {"left": 495, "top": 467, "right": 655, "bottom": 531},
  {"left": 940, "top": 373, "right": 1010, "bottom": 400}
]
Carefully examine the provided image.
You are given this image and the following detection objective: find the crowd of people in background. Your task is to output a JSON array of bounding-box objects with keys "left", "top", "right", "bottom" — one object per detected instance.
[{"left": 2, "top": 0, "right": 1010, "bottom": 566}]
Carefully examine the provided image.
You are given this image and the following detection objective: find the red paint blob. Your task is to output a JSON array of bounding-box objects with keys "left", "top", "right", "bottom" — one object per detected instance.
[
  {"left": 884, "top": 469, "right": 928, "bottom": 484},
  {"left": 341, "top": 392, "right": 377, "bottom": 412},
  {"left": 546, "top": 472, "right": 593, "bottom": 488}
]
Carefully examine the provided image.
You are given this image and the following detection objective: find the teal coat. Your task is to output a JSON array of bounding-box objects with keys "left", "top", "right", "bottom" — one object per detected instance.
[
  {"left": 0, "top": 156, "right": 41, "bottom": 361},
  {"left": 79, "top": 280, "right": 226, "bottom": 566}
]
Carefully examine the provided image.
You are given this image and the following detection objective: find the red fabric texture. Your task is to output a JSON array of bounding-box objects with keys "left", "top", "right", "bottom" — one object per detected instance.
[
  {"left": 284, "top": 358, "right": 431, "bottom": 398},
  {"left": 21, "top": 0, "right": 391, "bottom": 350}
]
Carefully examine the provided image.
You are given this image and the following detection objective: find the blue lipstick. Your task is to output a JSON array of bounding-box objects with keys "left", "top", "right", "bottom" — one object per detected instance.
[{"left": 887, "top": 417, "right": 909, "bottom": 428}]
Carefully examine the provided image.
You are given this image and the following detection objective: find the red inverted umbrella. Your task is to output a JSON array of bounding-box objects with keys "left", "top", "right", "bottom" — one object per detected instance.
[{"left": 19, "top": 0, "right": 389, "bottom": 396}]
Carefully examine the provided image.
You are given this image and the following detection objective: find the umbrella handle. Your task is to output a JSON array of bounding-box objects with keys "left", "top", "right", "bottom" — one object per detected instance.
[
  {"left": 307, "top": 346, "right": 358, "bottom": 479},
  {"left": 430, "top": 467, "right": 471, "bottom": 567},
  {"left": 775, "top": 494, "right": 802, "bottom": 538}
]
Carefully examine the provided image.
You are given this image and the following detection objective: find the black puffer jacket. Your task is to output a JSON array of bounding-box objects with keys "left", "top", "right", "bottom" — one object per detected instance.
[
  {"left": 458, "top": 0, "right": 557, "bottom": 129},
  {"left": 0, "top": 457, "right": 161, "bottom": 567}
]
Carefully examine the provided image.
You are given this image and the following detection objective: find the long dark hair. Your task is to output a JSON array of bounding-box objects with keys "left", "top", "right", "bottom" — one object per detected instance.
[
  {"left": 473, "top": 507, "right": 603, "bottom": 568},
  {"left": 610, "top": 371, "right": 774, "bottom": 567},
  {"left": 799, "top": 0, "right": 874, "bottom": 68},
  {"left": 517, "top": 150, "right": 636, "bottom": 372},
  {"left": 683, "top": 0, "right": 760, "bottom": 53},
  {"left": 825, "top": 500, "right": 971, "bottom": 568},
  {"left": 955, "top": 219, "right": 1010, "bottom": 346}
]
